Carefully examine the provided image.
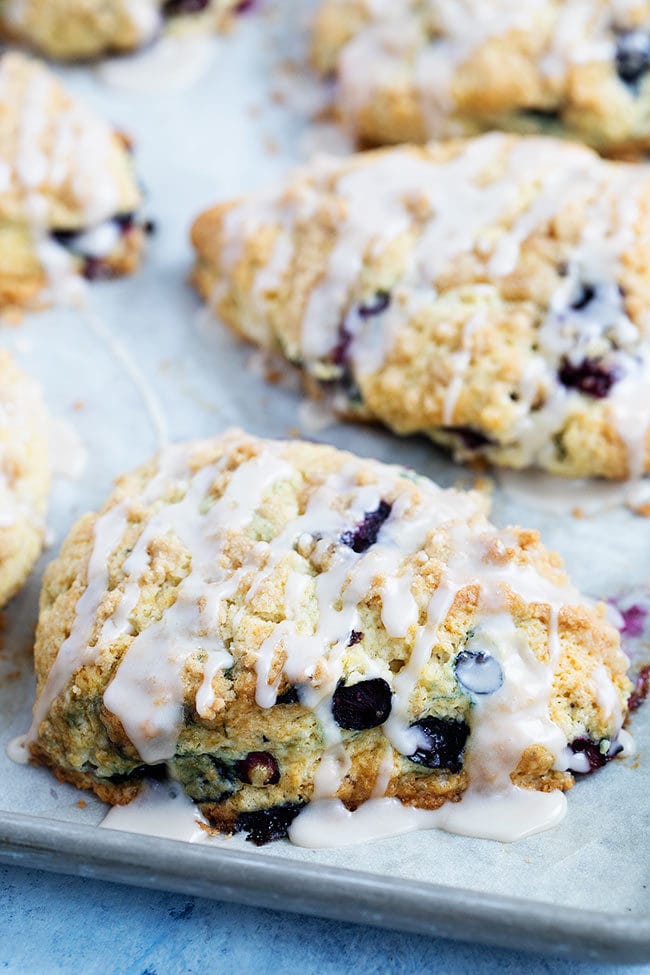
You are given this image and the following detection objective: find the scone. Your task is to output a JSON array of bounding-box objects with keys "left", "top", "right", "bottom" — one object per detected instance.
[
  {"left": 0, "top": 0, "right": 245, "bottom": 61},
  {"left": 0, "top": 52, "right": 148, "bottom": 310},
  {"left": 0, "top": 351, "right": 50, "bottom": 607},
  {"left": 28, "top": 429, "right": 632, "bottom": 844},
  {"left": 312, "top": 0, "right": 650, "bottom": 156},
  {"left": 191, "top": 133, "right": 650, "bottom": 480}
]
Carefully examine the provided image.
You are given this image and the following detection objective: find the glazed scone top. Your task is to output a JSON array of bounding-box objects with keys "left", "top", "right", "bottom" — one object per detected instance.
[
  {"left": 1, "top": 0, "right": 162, "bottom": 60},
  {"left": 1, "top": 0, "right": 245, "bottom": 60},
  {"left": 0, "top": 52, "right": 140, "bottom": 230},
  {"left": 0, "top": 350, "right": 50, "bottom": 606},
  {"left": 192, "top": 134, "right": 650, "bottom": 478},
  {"left": 30, "top": 430, "right": 631, "bottom": 816},
  {"left": 313, "top": 0, "right": 650, "bottom": 150}
]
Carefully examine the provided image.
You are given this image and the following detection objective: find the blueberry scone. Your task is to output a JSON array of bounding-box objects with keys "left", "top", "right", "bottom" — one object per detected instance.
[
  {"left": 0, "top": 351, "right": 50, "bottom": 607},
  {"left": 28, "top": 429, "right": 632, "bottom": 844},
  {"left": 312, "top": 0, "right": 650, "bottom": 156},
  {"left": 0, "top": 52, "right": 148, "bottom": 310},
  {"left": 192, "top": 134, "right": 650, "bottom": 481},
  {"left": 0, "top": 0, "right": 245, "bottom": 61}
]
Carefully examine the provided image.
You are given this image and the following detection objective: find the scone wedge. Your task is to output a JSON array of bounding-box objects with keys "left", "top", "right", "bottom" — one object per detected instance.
[
  {"left": 0, "top": 0, "right": 246, "bottom": 61},
  {"left": 0, "top": 351, "right": 50, "bottom": 607},
  {"left": 28, "top": 430, "right": 632, "bottom": 844},
  {"left": 312, "top": 0, "right": 650, "bottom": 157},
  {"left": 0, "top": 52, "right": 148, "bottom": 310},
  {"left": 192, "top": 134, "right": 650, "bottom": 480}
]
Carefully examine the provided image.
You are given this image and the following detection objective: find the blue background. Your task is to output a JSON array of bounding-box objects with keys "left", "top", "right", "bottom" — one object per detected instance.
[{"left": 1, "top": 864, "right": 647, "bottom": 975}]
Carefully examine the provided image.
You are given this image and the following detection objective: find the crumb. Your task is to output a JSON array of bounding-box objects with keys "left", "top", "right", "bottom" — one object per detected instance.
[
  {"left": 76, "top": 799, "right": 87, "bottom": 809},
  {"left": 473, "top": 476, "right": 493, "bottom": 495},
  {"left": 631, "top": 502, "right": 650, "bottom": 517},
  {"left": 264, "top": 135, "right": 279, "bottom": 156},
  {"left": 0, "top": 308, "right": 25, "bottom": 326},
  {"left": 572, "top": 507, "right": 585, "bottom": 518}
]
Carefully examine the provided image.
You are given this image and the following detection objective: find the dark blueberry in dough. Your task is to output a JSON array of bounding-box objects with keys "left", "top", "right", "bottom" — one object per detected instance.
[
  {"left": 235, "top": 751, "right": 280, "bottom": 786},
  {"left": 628, "top": 664, "right": 650, "bottom": 712},
  {"left": 113, "top": 212, "right": 135, "bottom": 233},
  {"left": 441, "top": 426, "right": 493, "bottom": 451},
  {"left": 331, "top": 326, "right": 353, "bottom": 367},
  {"left": 454, "top": 649, "right": 503, "bottom": 696},
  {"left": 569, "top": 282, "right": 597, "bottom": 311},
  {"left": 331, "top": 678, "right": 392, "bottom": 730},
  {"left": 50, "top": 228, "right": 78, "bottom": 247},
  {"left": 236, "top": 802, "right": 304, "bottom": 845},
  {"left": 519, "top": 107, "right": 560, "bottom": 123},
  {"left": 163, "top": 0, "right": 210, "bottom": 16},
  {"left": 348, "top": 630, "right": 364, "bottom": 646},
  {"left": 569, "top": 737, "right": 622, "bottom": 774},
  {"left": 340, "top": 500, "right": 392, "bottom": 553},
  {"left": 276, "top": 684, "right": 300, "bottom": 705},
  {"left": 615, "top": 30, "right": 650, "bottom": 87},
  {"left": 358, "top": 290, "right": 391, "bottom": 319},
  {"left": 82, "top": 257, "right": 115, "bottom": 282},
  {"left": 558, "top": 357, "right": 618, "bottom": 398},
  {"left": 408, "top": 717, "right": 470, "bottom": 773}
]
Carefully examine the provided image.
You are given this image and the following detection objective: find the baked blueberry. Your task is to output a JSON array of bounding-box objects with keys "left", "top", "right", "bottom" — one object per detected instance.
[
  {"left": 331, "top": 678, "right": 392, "bottom": 730},
  {"left": 236, "top": 802, "right": 304, "bottom": 845},
  {"left": 331, "top": 326, "right": 352, "bottom": 367},
  {"left": 615, "top": 30, "right": 650, "bottom": 88},
  {"left": 408, "top": 717, "right": 470, "bottom": 773},
  {"left": 628, "top": 664, "right": 650, "bottom": 712},
  {"left": 454, "top": 649, "right": 503, "bottom": 696},
  {"left": 340, "top": 500, "right": 392, "bottom": 553},
  {"left": 558, "top": 357, "right": 618, "bottom": 398},
  {"left": 276, "top": 685, "right": 300, "bottom": 705},
  {"left": 569, "top": 736, "right": 622, "bottom": 773},
  {"left": 569, "top": 282, "right": 597, "bottom": 311},
  {"left": 441, "top": 426, "right": 493, "bottom": 451},
  {"left": 619, "top": 603, "right": 648, "bottom": 638},
  {"left": 348, "top": 630, "right": 364, "bottom": 646},
  {"left": 235, "top": 751, "right": 280, "bottom": 786},
  {"left": 163, "top": 0, "right": 210, "bottom": 16},
  {"left": 358, "top": 290, "right": 391, "bottom": 319}
]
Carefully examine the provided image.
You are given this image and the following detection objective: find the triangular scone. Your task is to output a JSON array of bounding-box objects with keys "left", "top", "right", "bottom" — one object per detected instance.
[
  {"left": 0, "top": 0, "right": 245, "bottom": 61},
  {"left": 29, "top": 430, "right": 632, "bottom": 844},
  {"left": 312, "top": 0, "right": 650, "bottom": 157},
  {"left": 192, "top": 134, "right": 650, "bottom": 480},
  {"left": 0, "top": 351, "right": 50, "bottom": 607},
  {"left": 0, "top": 52, "right": 148, "bottom": 309}
]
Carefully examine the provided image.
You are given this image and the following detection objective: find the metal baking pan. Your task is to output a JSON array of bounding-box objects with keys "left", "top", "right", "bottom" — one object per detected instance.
[{"left": 1, "top": 3, "right": 648, "bottom": 962}]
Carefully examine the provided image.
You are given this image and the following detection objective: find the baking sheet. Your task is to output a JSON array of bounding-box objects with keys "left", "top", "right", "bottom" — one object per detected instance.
[{"left": 0, "top": 1, "right": 649, "bottom": 961}]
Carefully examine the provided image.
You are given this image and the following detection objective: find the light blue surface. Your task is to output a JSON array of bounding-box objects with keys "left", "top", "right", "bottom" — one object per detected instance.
[{"left": 0, "top": 865, "right": 648, "bottom": 975}]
